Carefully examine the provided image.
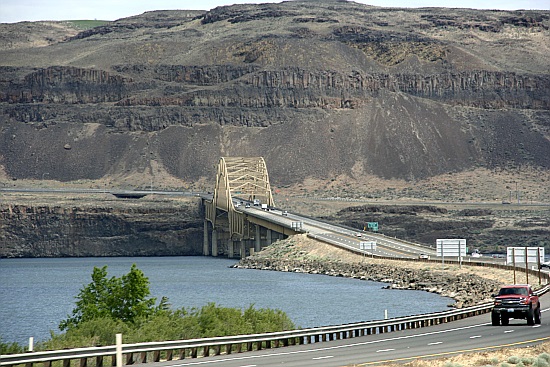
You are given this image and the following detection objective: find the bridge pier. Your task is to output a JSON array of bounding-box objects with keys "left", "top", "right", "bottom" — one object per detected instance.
[
  {"left": 212, "top": 229, "right": 218, "bottom": 257},
  {"left": 203, "top": 220, "right": 210, "bottom": 256},
  {"left": 255, "top": 225, "right": 261, "bottom": 253},
  {"left": 267, "top": 229, "right": 272, "bottom": 246},
  {"left": 228, "top": 239, "right": 234, "bottom": 259}
]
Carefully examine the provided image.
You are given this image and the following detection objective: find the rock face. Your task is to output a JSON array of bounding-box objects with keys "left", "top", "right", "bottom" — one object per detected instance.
[
  {"left": 0, "top": 198, "right": 204, "bottom": 258},
  {"left": 0, "top": 1, "right": 549, "bottom": 186}
]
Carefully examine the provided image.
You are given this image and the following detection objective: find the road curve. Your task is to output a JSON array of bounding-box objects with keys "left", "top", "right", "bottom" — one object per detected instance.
[{"left": 147, "top": 292, "right": 549, "bottom": 367}]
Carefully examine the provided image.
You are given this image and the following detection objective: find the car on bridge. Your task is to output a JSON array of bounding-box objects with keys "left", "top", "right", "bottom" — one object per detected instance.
[
  {"left": 539, "top": 261, "right": 550, "bottom": 270},
  {"left": 491, "top": 284, "right": 541, "bottom": 326}
]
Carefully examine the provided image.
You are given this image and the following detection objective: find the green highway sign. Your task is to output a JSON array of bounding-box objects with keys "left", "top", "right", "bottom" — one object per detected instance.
[{"left": 367, "top": 222, "right": 378, "bottom": 232}]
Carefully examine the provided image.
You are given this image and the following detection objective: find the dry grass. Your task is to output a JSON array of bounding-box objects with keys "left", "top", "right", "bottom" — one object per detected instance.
[
  {"left": 275, "top": 167, "right": 550, "bottom": 204},
  {"left": 347, "top": 341, "right": 550, "bottom": 367},
  {"left": 274, "top": 234, "right": 542, "bottom": 288}
]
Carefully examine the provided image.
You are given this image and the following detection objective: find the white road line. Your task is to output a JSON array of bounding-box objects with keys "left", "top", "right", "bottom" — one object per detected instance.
[
  {"left": 166, "top": 323, "right": 492, "bottom": 366},
  {"left": 428, "top": 342, "right": 442, "bottom": 345},
  {"left": 504, "top": 330, "right": 514, "bottom": 333},
  {"left": 470, "top": 335, "right": 482, "bottom": 339},
  {"left": 312, "top": 356, "right": 333, "bottom": 360},
  {"left": 377, "top": 348, "right": 396, "bottom": 353}
]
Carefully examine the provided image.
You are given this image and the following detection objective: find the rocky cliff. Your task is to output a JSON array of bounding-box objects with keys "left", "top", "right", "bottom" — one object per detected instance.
[
  {"left": 0, "top": 195, "right": 204, "bottom": 258},
  {"left": 0, "top": 1, "right": 549, "bottom": 194}
]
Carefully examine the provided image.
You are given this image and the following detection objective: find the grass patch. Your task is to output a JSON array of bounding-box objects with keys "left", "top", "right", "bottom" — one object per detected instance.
[{"left": 65, "top": 20, "right": 110, "bottom": 29}]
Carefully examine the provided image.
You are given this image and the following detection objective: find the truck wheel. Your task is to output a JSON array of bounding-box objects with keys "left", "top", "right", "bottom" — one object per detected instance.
[
  {"left": 491, "top": 311, "right": 500, "bottom": 326},
  {"left": 501, "top": 315, "right": 509, "bottom": 326},
  {"left": 527, "top": 307, "right": 535, "bottom": 326},
  {"left": 534, "top": 305, "right": 541, "bottom": 325}
]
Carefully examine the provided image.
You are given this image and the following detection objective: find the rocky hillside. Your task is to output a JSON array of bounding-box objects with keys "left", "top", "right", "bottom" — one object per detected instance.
[{"left": 0, "top": 1, "right": 549, "bottom": 199}]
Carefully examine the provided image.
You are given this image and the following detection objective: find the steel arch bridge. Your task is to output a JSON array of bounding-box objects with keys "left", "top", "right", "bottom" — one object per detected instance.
[{"left": 205, "top": 157, "right": 275, "bottom": 238}]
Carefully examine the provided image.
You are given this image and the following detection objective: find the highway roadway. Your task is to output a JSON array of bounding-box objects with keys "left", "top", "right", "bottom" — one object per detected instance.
[
  {"left": 145, "top": 292, "right": 550, "bottom": 367},
  {"left": 240, "top": 203, "right": 440, "bottom": 259}
]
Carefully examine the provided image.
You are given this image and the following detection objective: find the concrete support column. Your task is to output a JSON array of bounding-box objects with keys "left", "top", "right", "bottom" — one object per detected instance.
[
  {"left": 266, "top": 229, "right": 272, "bottom": 246},
  {"left": 255, "top": 224, "right": 261, "bottom": 253},
  {"left": 212, "top": 229, "right": 218, "bottom": 257},
  {"left": 240, "top": 241, "right": 246, "bottom": 259},
  {"left": 227, "top": 239, "right": 234, "bottom": 259},
  {"left": 203, "top": 220, "right": 209, "bottom": 256}
]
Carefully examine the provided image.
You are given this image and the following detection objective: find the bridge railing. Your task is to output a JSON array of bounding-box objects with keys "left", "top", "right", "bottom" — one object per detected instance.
[{"left": 3, "top": 283, "right": 549, "bottom": 367}]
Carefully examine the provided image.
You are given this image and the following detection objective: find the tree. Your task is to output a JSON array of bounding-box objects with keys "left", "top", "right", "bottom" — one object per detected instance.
[{"left": 60, "top": 264, "right": 158, "bottom": 331}]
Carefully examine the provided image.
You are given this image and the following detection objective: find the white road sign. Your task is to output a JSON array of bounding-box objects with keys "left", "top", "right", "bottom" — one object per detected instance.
[{"left": 436, "top": 239, "right": 467, "bottom": 257}]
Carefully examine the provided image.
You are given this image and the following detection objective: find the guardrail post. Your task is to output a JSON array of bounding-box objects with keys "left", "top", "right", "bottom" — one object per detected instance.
[
  {"left": 116, "top": 334, "right": 122, "bottom": 367},
  {"left": 96, "top": 355, "right": 103, "bottom": 367},
  {"left": 153, "top": 350, "right": 160, "bottom": 362},
  {"left": 139, "top": 352, "right": 146, "bottom": 363}
]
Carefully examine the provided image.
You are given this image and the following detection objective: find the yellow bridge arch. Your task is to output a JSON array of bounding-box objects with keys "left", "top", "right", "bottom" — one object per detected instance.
[{"left": 205, "top": 157, "right": 274, "bottom": 238}]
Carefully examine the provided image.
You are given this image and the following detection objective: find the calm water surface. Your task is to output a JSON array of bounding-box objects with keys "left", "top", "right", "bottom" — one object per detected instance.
[{"left": 0, "top": 256, "right": 454, "bottom": 344}]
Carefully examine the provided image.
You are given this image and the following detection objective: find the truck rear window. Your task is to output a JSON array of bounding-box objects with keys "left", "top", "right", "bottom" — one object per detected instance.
[{"left": 499, "top": 288, "right": 528, "bottom": 296}]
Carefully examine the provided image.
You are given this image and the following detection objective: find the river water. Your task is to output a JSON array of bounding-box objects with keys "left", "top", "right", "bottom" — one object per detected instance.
[{"left": 0, "top": 256, "right": 454, "bottom": 345}]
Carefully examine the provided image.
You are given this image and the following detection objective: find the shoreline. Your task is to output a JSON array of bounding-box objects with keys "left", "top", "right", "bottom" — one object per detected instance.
[{"left": 233, "top": 235, "right": 527, "bottom": 308}]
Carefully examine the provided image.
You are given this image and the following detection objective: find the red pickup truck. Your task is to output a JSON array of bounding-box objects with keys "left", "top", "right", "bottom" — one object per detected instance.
[{"left": 491, "top": 284, "right": 541, "bottom": 326}]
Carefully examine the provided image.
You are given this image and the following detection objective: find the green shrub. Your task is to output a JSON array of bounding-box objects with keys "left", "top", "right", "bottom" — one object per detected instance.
[
  {"left": 34, "top": 303, "right": 295, "bottom": 350},
  {"left": 16, "top": 266, "right": 296, "bottom": 352},
  {"left": 39, "top": 318, "right": 131, "bottom": 350},
  {"left": 60, "top": 264, "right": 159, "bottom": 331},
  {"left": 0, "top": 339, "right": 24, "bottom": 354},
  {"left": 533, "top": 357, "right": 550, "bottom": 367}
]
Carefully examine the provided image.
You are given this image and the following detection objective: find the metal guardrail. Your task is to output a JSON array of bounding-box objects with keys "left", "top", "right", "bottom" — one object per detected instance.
[
  {"left": 308, "top": 232, "right": 550, "bottom": 281},
  {"left": 3, "top": 283, "right": 549, "bottom": 367}
]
